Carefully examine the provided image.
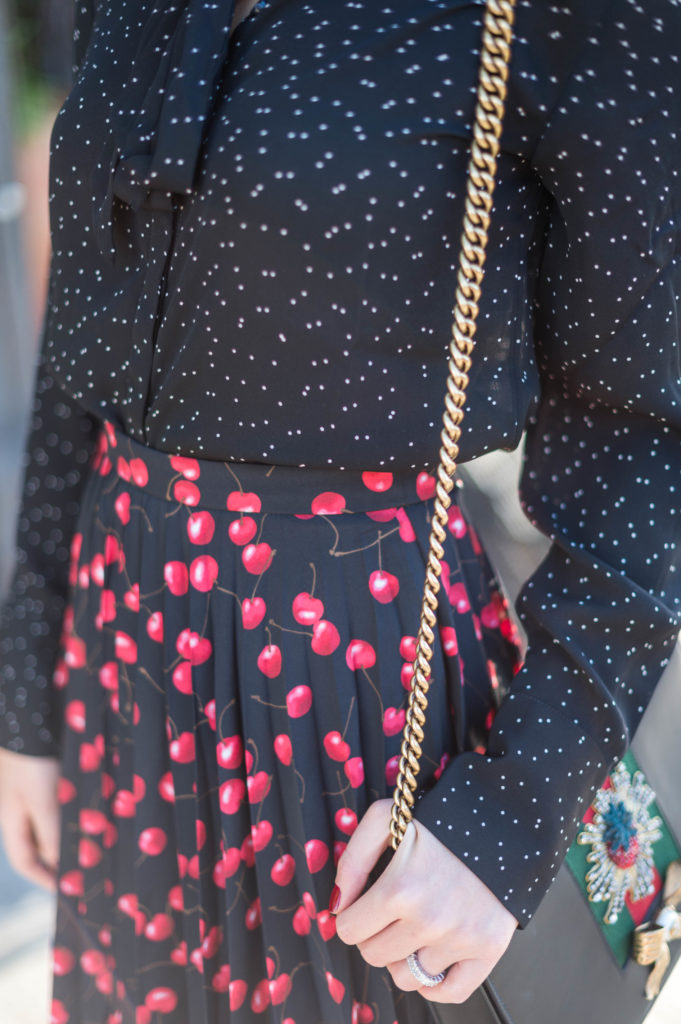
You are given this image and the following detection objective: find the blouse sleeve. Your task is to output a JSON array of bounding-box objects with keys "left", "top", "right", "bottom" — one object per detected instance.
[
  {"left": 414, "top": 3, "right": 681, "bottom": 928},
  {"left": 0, "top": 311, "right": 101, "bottom": 758}
]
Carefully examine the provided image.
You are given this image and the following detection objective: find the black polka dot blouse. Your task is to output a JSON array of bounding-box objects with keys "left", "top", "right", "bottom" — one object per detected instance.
[{"left": 1, "top": 0, "right": 680, "bottom": 927}]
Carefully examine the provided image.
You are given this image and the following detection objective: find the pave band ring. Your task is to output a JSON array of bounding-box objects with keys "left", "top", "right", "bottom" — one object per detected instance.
[{"left": 406, "top": 951, "right": 447, "bottom": 987}]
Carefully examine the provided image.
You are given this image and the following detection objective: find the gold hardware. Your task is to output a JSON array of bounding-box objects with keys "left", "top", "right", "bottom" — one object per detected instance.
[
  {"left": 633, "top": 860, "right": 681, "bottom": 999},
  {"left": 389, "top": 0, "right": 518, "bottom": 852}
]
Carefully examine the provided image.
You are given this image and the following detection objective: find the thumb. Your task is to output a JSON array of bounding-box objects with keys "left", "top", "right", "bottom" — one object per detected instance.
[{"left": 332, "top": 798, "right": 414, "bottom": 914}]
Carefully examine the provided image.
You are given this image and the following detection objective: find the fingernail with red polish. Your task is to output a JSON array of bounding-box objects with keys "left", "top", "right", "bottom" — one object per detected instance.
[{"left": 329, "top": 884, "right": 341, "bottom": 914}]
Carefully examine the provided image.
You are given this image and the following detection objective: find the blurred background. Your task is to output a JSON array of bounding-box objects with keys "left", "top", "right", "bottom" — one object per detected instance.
[{"left": 0, "top": 1, "right": 680, "bottom": 1021}]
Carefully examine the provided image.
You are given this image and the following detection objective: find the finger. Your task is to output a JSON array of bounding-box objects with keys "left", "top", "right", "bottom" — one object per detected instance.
[
  {"left": 359, "top": 916, "right": 473, "bottom": 971},
  {"left": 3, "top": 810, "right": 57, "bottom": 892},
  {"left": 33, "top": 798, "right": 61, "bottom": 873},
  {"left": 427, "top": 957, "right": 492, "bottom": 1005},
  {"left": 335, "top": 803, "right": 417, "bottom": 945}
]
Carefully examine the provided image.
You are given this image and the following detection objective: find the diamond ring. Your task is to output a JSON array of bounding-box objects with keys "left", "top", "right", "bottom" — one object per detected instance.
[{"left": 406, "top": 950, "right": 447, "bottom": 987}]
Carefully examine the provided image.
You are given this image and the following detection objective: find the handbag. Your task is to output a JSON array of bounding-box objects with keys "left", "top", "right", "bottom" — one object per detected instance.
[{"left": 386, "top": 2, "right": 681, "bottom": 1022}]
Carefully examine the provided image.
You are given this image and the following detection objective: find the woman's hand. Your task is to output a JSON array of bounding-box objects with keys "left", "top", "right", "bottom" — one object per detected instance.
[
  {"left": 332, "top": 797, "right": 518, "bottom": 1005},
  {"left": 0, "top": 747, "right": 60, "bottom": 892}
]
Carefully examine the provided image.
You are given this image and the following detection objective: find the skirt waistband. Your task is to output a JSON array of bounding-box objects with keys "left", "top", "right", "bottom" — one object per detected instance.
[{"left": 96, "top": 420, "right": 454, "bottom": 515}]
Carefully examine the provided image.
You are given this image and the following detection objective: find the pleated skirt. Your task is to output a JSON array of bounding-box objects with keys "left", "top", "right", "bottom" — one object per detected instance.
[{"left": 49, "top": 420, "right": 522, "bottom": 1024}]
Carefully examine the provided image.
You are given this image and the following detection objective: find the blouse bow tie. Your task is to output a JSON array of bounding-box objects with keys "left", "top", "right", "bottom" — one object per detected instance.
[{"left": 94, "top": 0, "right": 241, "bottom": 261}]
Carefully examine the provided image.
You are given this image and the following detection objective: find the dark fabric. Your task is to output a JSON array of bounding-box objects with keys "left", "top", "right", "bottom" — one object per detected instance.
[
  {"left": 0, "top": 0, "right": 680, "bottom": 954},
  {"left": 49, "top": 421, "right": 518, "bottom": 1024}
]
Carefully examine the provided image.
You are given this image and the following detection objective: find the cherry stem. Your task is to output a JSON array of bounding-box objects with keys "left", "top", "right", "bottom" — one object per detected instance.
[{"left": 309, "top": 561, "right": 317, "bottom": 597}]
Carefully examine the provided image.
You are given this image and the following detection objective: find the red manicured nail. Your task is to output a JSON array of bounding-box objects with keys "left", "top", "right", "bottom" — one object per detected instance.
[{"left": 329, "top": 884, "right": 341, "bottom": 914}]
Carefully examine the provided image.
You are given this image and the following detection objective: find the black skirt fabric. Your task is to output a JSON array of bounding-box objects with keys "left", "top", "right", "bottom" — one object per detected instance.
[{"left": 50, "top": 421, "right": 521, "bottom": 1024}]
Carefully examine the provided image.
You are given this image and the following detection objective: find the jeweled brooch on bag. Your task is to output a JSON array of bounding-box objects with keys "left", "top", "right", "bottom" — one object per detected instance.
[{"left": 564, "top": 750, "right": 681, "bottom": 998}]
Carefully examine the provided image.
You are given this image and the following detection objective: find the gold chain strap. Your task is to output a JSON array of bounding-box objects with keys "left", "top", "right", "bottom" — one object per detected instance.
[{"left": 389, "top": 0, "right": 518, "bottom": 851}]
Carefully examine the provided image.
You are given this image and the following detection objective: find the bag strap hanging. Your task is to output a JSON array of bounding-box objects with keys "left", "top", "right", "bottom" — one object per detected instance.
[{"left": 389, "top": 0, "right": 518, "bottom": 852}]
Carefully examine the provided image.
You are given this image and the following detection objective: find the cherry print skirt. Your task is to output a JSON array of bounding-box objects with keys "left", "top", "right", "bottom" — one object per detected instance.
[{"left": 50, "top": 420, "right": 522, "bottom": 1024}]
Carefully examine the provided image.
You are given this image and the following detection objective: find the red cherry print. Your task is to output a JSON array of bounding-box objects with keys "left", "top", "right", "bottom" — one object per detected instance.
[
  {"left": 204, "top": 699, "right": 216, "bottom": 729},
  {"left": 242, "top": 542, "right": 274, "bottom": 575},
  {"left": 368, "top": 570, "right": 400, "bottom": 603},
  {"left": 176, "top": 629, "right": 212, "bottom": 665},
  {"left": 173, "top": 479, "right": 201, "bottom": 506},
  {"left": 251, "top": 820, "right": 273, "bottom": 853},
  {"left": 323, "top": 731, "right": 350, "bottom": 762},
  {"left": 117, "top": 893, "right": 138, "bottom": 917},
  {"left": 311, "top": 491, "right": 345, "bottom": 515},
  {"left": 50, "top": 999, "right": 69, "bottom": 1024},
  {"left": 170, "top": 942, "right": 188, "bottom": 966},
  {"left": 448, "top": 582, "right": 471, "bottom": 614},
  {"left": 273, "top": 733, "right": 292, "bottom": 764},
  {"left": 335, "top": 807, "right": 358, "bottom": 836},
  {"left": 169, "top": 732, "right": 196, "bottom": 763},
  {"left": 170, "top": 455, "right": 200, "bottom": 480},
  {"left": 326, "top": 970, "right": 346, "bottom": 1004},
  {"left": 65, "top": 636, "right": 86, "bottom": 669},
  {"left": 65, "top": 699, "right": 87, "bottom": 733},
  {"left": 219, "top": 778, "right": 246, "bottom": 815},
  {"left": 302, "top": 891, "right": 317, "bottom": 919},
  {"left": 270, "top": 853, "right": 296, "bottom": 886},
  {"left": 201, "top": 925, "right": 223, "bottom": 960},
  {"left": 440, "top": 626, "right": 458, "bottom": 656},
  {"left": 228, "top": 516, "right": 257, "bottom": 545},
  {"left": 361, "top": 471, "right": 393, "bottom": 492},
  {"left": 124, "top": 583, "right": 140, "bottom": 611},
  {"left": 90, "top": 553, "right": 106, "bottom": 587},
  {"left": 144, "top": 913, "right": 174, "bottom": 942},
  {"left": 480, "top": 601, "right": 501, "bottom": 629},
  {"left": 305, "top": 839, "right": 329, "bottom": 873},
  {"left": 257, "top": 644, "right": 282, "bottom": 678},
  {"left": 187, "top": 512, "right": 215, "bottom": 548},
  {"left": 211, "top": 964, "right": 231, "bottom": 992},
  {"left": 138, "top": 827, "right": 167, "bottom": 856},
  {"left": 79, "top": 743, "right": 102, "bottom": 772},
  {"left": 98, "top": 925, "right": 112, "bottom": 947},
  {"left": 190, "top": 947, "right": 205, "bottom": 972},
  {"left": 447, "top": 506, "right": 467, "bottom": 538},
  {"left": 245, "top": 896, "right": 263, "bottom": 930},
  {"left": 396, "top": 506, "right": 416, "bottom": 542},
  {"left": 187, "top": 853, "right": 201, "bottom": 878},
  {"left": 292, "top": 591, "right": 324, "bottom": 625},
  {"left": 102, "top": 772, "right": 116, "bottom": 799},
  {"left": 144, "top": 988, "right": 179, "bottom": 1014},
  {"left": 53, "top": 947, "right": 75, "bottom": 976},
  {"left": 78, "top": 837, "right": 102, "bottom": 868},
  {"left": 79, "top": 808, "right": 108, "bottom": 834},
  {"left": 59, "top": 869, "right": 84, "bottom": 896},
  {"left": 112, "top": 790, "right": 136, "bottom": 818},
  {"left": 128, "top": 458, "right": 149, "bottom": 488},
  {"left": 168, "top": 885, "right": 184, "bottom": 911},
  {"left": 99, "top": 661, "right": 119, "bottom": 692},
  {"left": 99, "top": 589, "right": 116, "bottom": 623},
  {"left": 345, "top": 639, "right": 376, "bottom": 671},
  {"left": 311, "top": 619, "right": 341, "bottom": 655},
  {"left": 77, "top": 564, "right": 90, "bottom": 588},
  {"left": 196, "top": 819, "right": 207, "bottom": 851},
  {"left": 216, "top": 734, "right": 243, "bottom": 769},
  {"left": 164, "top": 561, "right": 189, "bottom": 596},
  {"left": 102, "top": 822, "right": 118, "bottom": 849},
  {"left": 416, "top": 471, "right": 436, "bottom": 501},
  {"left": 213, "top": 847, "right": 241, "bottom": 887},
  {"left": 146, "top": 610, "right": 164, "bottom": 642},
  {"left": 344, "top": 756, "right": 365, "bottom": 788},
  {"left": 80, "top": 949, "right": 107, "bottom": 975},
  {"left": 292, "top": 904, "right": 312, "bottom": 935},
  {"left": 117, "top": 456, "right": 131, "bottom": 481},
  {"left": 58, "top": 777, "right": 77, "bottom": 804},
  {"left": 227, "top": 491, "right": 262, "bottom": 513},
  {"left": 244, "top": 749, "right": 254, "bottom": 773},
  {"left": 53, "top": 659, "right": 69, "bottom": 690},
  {"left": 104, "top": 535, "right": 121, "bottom": 566},
  {"left": 136, "top": 1007, "right": 152, "bottom": 1024},
  {"left": 250, "top": 977, "right": 271, "bottom": 1013},
  {"left": 190, "top": 554, "right": 219, "bottom": 591},
  {"left": 242, "top": 597, "right": 266, "bottom": 629},
  {"left": 434, "top": 751, "right": 452, "bottom": 780},
  {"left": 247, "top": 771, "right": 272, "bottom": 803},
  {"left": 114, "top": 491, "right": 131, "bottom": 525},
  {"left": 385, "top": 755, "right": 400, "bottom": 787},
  {"left": 172, "top": 661, "right": 193, "bottom": 695},
  {"left": 132, "top": 774, "right": 146, "bottom": 802},
  {"left": 399, "top": 635, "right": 417, "bottom": 661},
  {"left": 335, "top": 840, "right": 348, "bottom": 864},
  {"left": 317, "top": 909, "right": 337, "bottom": 941},
  {"left": 229, "top": 979, "right": 248, "bottom": 1011},
  {"left": 356, "top": 1003, "right": 376, "bottom": 1023},
  {"left": 366, "top": 507, "right": 397, "bottom": 523},
  {"left": 400, "top": 662, "right": 414, "bottom": 690},
  {"left": 286, "top": 684, "right": 312, "bottom": 718},
  {"left": 383, "top": 707, "right": 406, "bottom": 736},
  {"left": 158, "top": 772, "right": 175, "bottom": 802},
  {"left": 269, "top": 973, "right": 293, "bottom": 1005},
  {"left": 177, "top": 854, "right": 189, "bottom": 878},
  {"left": 115, "top": 631, "right": 137, "bottom": 664}
]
